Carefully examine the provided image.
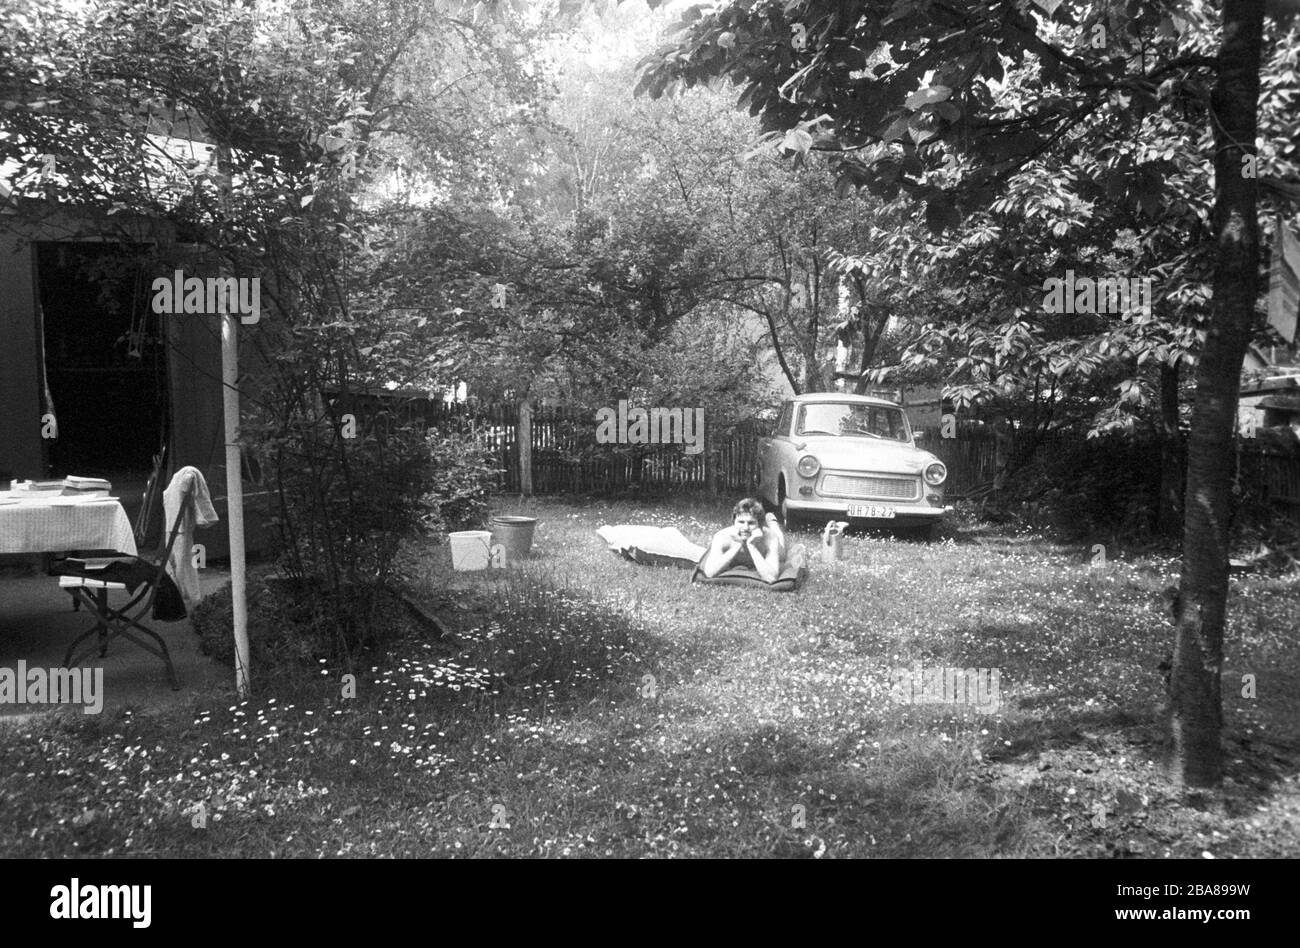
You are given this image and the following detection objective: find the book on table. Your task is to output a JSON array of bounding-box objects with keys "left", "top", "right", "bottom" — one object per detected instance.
[{"left": 62, "top": 476, "right": 112, "bottom": 496}]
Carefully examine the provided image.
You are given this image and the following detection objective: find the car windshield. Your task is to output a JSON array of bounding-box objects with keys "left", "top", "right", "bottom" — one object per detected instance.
[{"left": 795, "top": 403, "right": 910, "bottom": 442}]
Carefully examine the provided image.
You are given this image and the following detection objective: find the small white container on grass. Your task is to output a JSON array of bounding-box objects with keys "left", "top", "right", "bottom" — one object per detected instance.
[{"left": 448, "top": 530, "right": 494, "bottom": 570}]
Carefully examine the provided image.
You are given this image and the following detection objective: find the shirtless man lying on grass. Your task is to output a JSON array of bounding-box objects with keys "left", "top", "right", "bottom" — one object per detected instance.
[{"left": 701, "top": 497, "right": 787, "bottom": 583}]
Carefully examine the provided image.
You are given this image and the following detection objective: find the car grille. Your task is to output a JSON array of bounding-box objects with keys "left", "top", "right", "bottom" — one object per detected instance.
[{"left": 820, "top": 473, "right": 920, "bottom": 501}]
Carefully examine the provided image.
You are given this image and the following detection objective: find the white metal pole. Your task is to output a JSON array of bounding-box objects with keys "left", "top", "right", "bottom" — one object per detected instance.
[{"left": 222, "top": 312, "right": 251, "bottom": 697}]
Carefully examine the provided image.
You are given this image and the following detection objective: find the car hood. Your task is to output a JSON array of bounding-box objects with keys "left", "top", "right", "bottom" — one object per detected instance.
[{"left": 795, "top": 436, "right": 939, "bottom": 475}]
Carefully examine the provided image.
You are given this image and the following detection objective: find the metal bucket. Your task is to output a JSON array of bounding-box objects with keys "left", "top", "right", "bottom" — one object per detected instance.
[{"left": 491, "top": 516, "right": 537, "bottom": 562}]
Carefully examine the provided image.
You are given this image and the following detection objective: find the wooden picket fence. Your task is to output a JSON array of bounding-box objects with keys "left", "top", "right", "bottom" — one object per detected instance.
[
  {"left": 1237, "top": 438, "right": 1300, "bottom": 524},
  {"left": 914, "top": 427, "right": 1003, "bottom": 496},
  {"left": 328, "top": 392, "right": 766, "bottom": 494},
  {"left": 326, "top": 391, "right": 1300, "bottom": 515},
  {"left": 438, "top": 402, "right": 998, "bottom": 497}
]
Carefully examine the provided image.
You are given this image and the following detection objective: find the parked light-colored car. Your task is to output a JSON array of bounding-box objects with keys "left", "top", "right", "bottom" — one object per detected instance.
[{"left": 758, "top": 393, "right": 950, "bottom": 533}]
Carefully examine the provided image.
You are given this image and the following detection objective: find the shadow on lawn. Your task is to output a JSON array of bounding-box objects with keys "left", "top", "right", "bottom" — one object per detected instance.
[
  {"left": 607, "top": 719, "right": 1031, "bottom": 857},
  {"left": 975, "top": 673, "right": 1300, "bottom": 815},
  {"left": 438, "top": 563, "right": 773, "bottom": 715}
]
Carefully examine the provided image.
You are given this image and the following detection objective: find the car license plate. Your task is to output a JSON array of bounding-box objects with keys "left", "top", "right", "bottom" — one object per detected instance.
[{"left": 848, "top": 504, "right": 895, "bottom": 519}]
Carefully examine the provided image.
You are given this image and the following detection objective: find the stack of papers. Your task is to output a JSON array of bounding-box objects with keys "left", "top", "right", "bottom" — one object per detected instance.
[
  {"left": 3, "top": 479, "right": 117, "bottom": 504},
  {"left": 9, "top": 480, "right": 65, "bottom": 495},
  {"left": 62, "top": 476, "right": 112, "bottom": 497}
]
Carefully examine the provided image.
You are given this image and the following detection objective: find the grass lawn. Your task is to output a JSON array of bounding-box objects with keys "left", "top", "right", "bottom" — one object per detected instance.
[{"left": 2, "top": 495, "right": 1298, "bottom": 858}]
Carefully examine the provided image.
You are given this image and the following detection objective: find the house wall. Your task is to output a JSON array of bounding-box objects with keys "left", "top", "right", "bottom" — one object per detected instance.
[
  {"left": 163, "top": 288, "right": 235, "bottom": 558},
  {"left": 0, "top": 233, "right": 43, "bottom": 480},
  {"left": 1, "top": 149, "right": 276, "bottom": 550},
  {"left": 155, "top": 245, "right": 278, "bottom": 559},
  {"left": 162, "top": 255, "right": 227, "bottom": 478},
  {"left": 0, "top": 213, "right": 175, "bottom": 481},
  {"left": 1, "top": 210, "right": 178, "bottom": 480},
  {"left": 0, "top": 214, "right": 274, "bottom": 558}
]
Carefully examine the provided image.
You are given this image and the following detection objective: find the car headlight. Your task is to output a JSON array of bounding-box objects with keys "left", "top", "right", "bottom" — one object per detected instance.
[
  {"left": 923, "top": 461, "right": 947, "bottom": 486},
  {"left": 796, "top": 455, "right": 820, "bottom": 478}
]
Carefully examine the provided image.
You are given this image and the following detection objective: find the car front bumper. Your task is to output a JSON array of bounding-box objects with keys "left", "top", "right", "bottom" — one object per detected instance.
[{"left": 785, "top": 497, "right": 951, "bottom": 522}]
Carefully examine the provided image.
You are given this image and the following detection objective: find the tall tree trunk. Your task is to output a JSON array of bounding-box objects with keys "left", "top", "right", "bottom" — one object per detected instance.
[
  {"left": 1157, "top": 361, "right": 1184, "bottom": 536},
  {"left": 758, "top": 305, "right": 801, "bottom": 394},
  {"left": 801, "top": 336, "right": 825, "bottom": 391},
  {"left": 852, "top": 304, "right": 891, "bottom": 395},
  {"left": 1170, "top": 0, "right": 1265, "bottom": 789}
]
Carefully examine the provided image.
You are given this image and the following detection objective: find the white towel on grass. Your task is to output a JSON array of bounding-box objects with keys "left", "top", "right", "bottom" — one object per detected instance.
[
  {"left": 163, "top": 466, "right": 220, "bottom": 610},
  {"left": 596, "top": 524, "right": 707, "bottom": 569}
]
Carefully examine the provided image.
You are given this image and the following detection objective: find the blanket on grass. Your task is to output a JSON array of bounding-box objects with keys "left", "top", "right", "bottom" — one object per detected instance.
[{"left": 690, "top": 543, "right": 809, "bottom": 593}]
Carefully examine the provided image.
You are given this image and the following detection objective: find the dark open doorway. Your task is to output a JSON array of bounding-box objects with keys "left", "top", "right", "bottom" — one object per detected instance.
[{"left": 36, "top": 242, "right": 169, "bottom": 481}]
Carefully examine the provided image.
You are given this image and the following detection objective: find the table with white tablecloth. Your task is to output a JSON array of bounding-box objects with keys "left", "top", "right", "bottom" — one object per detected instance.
[{"left": 0, "top": 493, "right": 137, "bottom": 556}]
